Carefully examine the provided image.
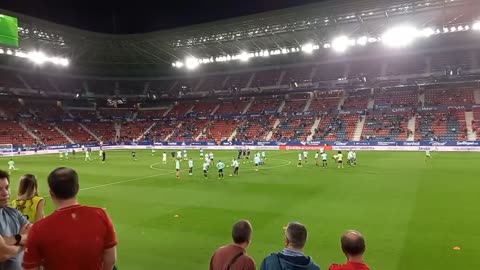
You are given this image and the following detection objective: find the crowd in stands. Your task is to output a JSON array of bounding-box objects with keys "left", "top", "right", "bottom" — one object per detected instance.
[
  {"left": 362, "top": 112, "right": 411, "bottom": 141},
  {"left": 416, "top": 109, "right": 467, "bottom": 141},
  {"left": 0, "top": 80, "right": 479, "bottom": 146}
]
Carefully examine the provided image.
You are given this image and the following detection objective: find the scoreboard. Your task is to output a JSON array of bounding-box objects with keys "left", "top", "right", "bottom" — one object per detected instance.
[{"left": 0, "top": 14, "right": 19, "bottom": 47}]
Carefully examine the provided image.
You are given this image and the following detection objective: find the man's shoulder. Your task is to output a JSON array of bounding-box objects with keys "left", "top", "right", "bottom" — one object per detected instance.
[{"left": 328, "top": 263, "right": 346, "bottom": 270}]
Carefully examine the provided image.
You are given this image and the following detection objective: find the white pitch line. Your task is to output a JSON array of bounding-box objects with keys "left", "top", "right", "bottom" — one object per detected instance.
[{"left": 80, "top": 155, "right": 292, "bottom": 192}]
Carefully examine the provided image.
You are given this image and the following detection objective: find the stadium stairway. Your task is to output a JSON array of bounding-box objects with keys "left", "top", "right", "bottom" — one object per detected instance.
[
  {"left": 114, "top": 123, "right": 121, "bottom": 140},
  {"left": 79, "top": 123, "right": 100, "bottom": 141},
  {"left": 54, "top": 126, "right": 75, "bottom": 144},
  {"left": 407, "top": 116, "right": 416, "bottom": 141},
  {"left": 210, "top": 104, "right": 220, "bottom": 116},
  {"left": 474, "top": 89, "right": 480, "bottom": 104},
  {"left": 165, "top": 122, "right": 183, "bottom": 141},
  {"left": 352, "top": 116, "right": 366, "bottom": 141},
  {"left": 136, "top": 122, "right": 157, "bottom": 141},
  {"left": 367, "top": 98, "right": 375, "bottom": 109},
  {"left": 265, "top": 118, "right": 281, "bottom": 141},
  {"left": 419, "top": 92, "right": 425, "bottom": 106},
  {"left": 277, "top": 99, "right": 286, "bottom": 113},
  {"left": 303, "top": 94, "right": 313, "bottom": 112},
  {"left": 465, "top": 111, "right": 477, "bottom": 140},
  {"left": 18, "top": 122, "right": 41, "bottom": 142},
  {"left": 163, "top": 104, "right": 174, "bottom": 117},
  {"left": 228, "top": 129, "right": 237, "bottom": 141},
  {"left": 242, "top": 98, "right": 255, "bottom": 114},
  {"left": 307, "top": 117, "right": 321, "bottom": 141},
  {"left": 337, "top": 95, "right": 346, "bottom": 110}
]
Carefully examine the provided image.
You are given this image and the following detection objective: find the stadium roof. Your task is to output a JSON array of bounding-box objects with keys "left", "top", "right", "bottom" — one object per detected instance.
[{"left": 0, "top": 0, "right": 478, "bottom": 77}]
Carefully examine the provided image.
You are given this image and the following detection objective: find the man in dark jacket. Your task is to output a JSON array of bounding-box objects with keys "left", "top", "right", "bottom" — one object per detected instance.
[{"left": 260, "top": 222, "right": 320, "bottom": 270}]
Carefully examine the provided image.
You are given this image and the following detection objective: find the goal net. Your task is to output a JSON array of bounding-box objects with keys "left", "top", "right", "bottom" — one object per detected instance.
[{"left": 0, "top": 144, "right": 14, "bottom": 156}]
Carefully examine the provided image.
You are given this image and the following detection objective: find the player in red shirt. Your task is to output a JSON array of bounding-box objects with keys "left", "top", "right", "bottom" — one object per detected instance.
[
  {"left": 23, "top": 167, "right": 117, "bottom": 270},
  {"left": 329, "top": 230, "right": 370, "bottom": 270}
]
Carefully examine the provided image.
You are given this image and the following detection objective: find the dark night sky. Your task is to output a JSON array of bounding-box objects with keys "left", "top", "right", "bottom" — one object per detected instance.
[{"left": 0, "top": 0, "right": 323, "bottom": 34}]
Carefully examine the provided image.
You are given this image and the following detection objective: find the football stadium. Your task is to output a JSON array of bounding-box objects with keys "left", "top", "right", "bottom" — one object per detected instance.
[{"left": 1, "top": 0, "right": 480, "bottom": 269}]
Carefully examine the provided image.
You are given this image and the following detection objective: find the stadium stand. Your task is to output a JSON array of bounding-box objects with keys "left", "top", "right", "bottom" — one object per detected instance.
[
  {"left": 362, "top": 112, "right": 411, "bottom": 141},
  {"left": 416, "top": 109, "right": 467, "bottom": 141},
  {"left": 235, "top": 115, "right": 276, "bottom": 141},
  {"left": 247, "top": 96, "right": 283, "bottom": 114},
  {"left": 56, "top": 122, "right": 95, "bottom": 143}
]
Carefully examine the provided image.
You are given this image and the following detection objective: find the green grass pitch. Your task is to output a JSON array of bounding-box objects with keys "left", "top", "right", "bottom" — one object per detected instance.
[{"left": 3, "top": 150, "right": 480, "bottom": 269}]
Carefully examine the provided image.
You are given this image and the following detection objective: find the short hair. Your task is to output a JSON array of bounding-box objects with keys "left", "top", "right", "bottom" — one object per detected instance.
[
  {"left": 0, "top": 170, "right": 9, "bottom": 182},
  {"left": 341, "top": 230, "right": 366, "bottom": 256},
  {"left": 232, "top": 220, "right": 252, "bottom": 244},
  {"left": 47, "top": 167, "right": 79, "bottom": 200},
  {"left": 286, "top": 222, "right": 307, "bottom": 249}
]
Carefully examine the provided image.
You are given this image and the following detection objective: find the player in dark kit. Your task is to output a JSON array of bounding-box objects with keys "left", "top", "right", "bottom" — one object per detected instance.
[
  {"left": 102, "top": 150, "right": 106, "bottom": 163},
  {"left": 131, "top": 151, "right": 137, "bottom": 160}
]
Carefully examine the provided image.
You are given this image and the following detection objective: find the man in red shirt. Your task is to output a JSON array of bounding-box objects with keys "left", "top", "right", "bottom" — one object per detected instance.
[
  {"left": 210, "top": 220, "right": 256, "bottom": 270},
  {"left": 329, "top": 230, "right": 370, "bottom": 270},
  {"left": 23, "top": 167, "right": 117, "bottom": 270}
]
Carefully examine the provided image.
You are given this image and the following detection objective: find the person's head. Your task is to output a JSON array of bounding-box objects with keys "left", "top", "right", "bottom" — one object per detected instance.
[
  {"left": 232, "top": 220, "right": 253, "bottom": 247},
  {"left": 285, "top": 222, "right": 308, "bottom": 250},
  {"left": 338, "top": 151, "right": 342, "bottom": 154},
  {"left": 0, "top": 170, "right": 10, "bottom": 207},
  {"left": 17, "top": 174, "right": 39, "bottom": 199},
  {"left": 341, "top": 230, "right": 366, "bottom": 259},
  {"left": 48, "top": 167, "right": 79, "bottom": 201}
]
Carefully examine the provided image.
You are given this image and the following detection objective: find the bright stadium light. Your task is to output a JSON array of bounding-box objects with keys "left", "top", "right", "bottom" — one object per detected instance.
[
  {"left": 301, "top": 43, "right": 314, "bottom": 53},
  {"left": 420, "top": 27, "right": 435, "bottom": 37},
  {"left": 28, "top": 51, "right": 48, "bottom": 65},
  {"left": 174, "top": 61, "right": 184, "bottom": 68},
  {"left": 0, "top": 49, "right": 4, "bottom": 54},
  {"left": 332, "top": 36, "right": 350, "bottom": 52},
  {"left": 382, "top": 26, "right": 418, "bottom": 47},
  {"left": 473, "top": 21, "right": 480, "bottom": 31},
  {"left": 356, "top": 36, "right": 368, "bottom": 46},
  {"left": 59, "top": 58, "right": 69, "bottom": 67},
  {"left": 185, "top": 57, "right": 199, "bottom": 70},
  {"left": 238, "top": 51, "right": 250, "bottom": 62}
]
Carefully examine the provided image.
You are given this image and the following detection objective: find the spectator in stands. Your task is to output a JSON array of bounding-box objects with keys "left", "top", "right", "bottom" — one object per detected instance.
[
  {"left": 329, "top": 230, "right": 370, "bottom": 270},
  {"left": 260, "top": 222, "right": 320, "bottom": 270},
  {"left": 11, "top": 174, "right": 45, "bottom": 223},
  {"left": 0, "top": 170, "right": 31, "bottom": 270},
  {"left": 23, "top": 167, "right": 117, "bottom": 270},
  {"left": 210, "top": 220, "right": 256, "bottom": 270}
]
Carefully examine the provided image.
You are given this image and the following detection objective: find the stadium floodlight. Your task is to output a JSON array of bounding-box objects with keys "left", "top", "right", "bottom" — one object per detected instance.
[
  {"left": 332, "top": 36, "right": 350, "bottom": 52},
  {"left": 0, "top": 49, "right": 4, "bottom": 54},
  {"left": 323, "top": 43, "right": 331, "bottom": 48},
  {"left": 473, "top": 22, "right": 480, "bottom": 31},
  {"left": 420, "top": 27, "right": 435, "bottom": 37},
  {"left": 6, "top": 49, "right": 12, "bottom": 55},
  {"left": 301, "top": 43, "right": 314, "bottom": 54},
  {"left": 185, "top": 57, "right": 199, "bottom": 70},
  {"left": 262, "top": 50, "right": 270, "bottom": 57},
  {"left": 356, "top": 36, "right": 368, "bottom": 46},
  {"left": 382, "top": 26, "right": 418, "bottom": 47},
  {"left": 59, "top": 58, "right": 69, "bottom": 67},
  {"left": 464, "top": 25, "right": 470, "bottom": 31},
  {"left": 28, "top": 51, "right": 48, "bottom": 64},
  {"left": 174, "top": 61, "right": 184, "bottom": 68},
  {"left": 238, "top": 51, "right": 250, "bottom": 62}
]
